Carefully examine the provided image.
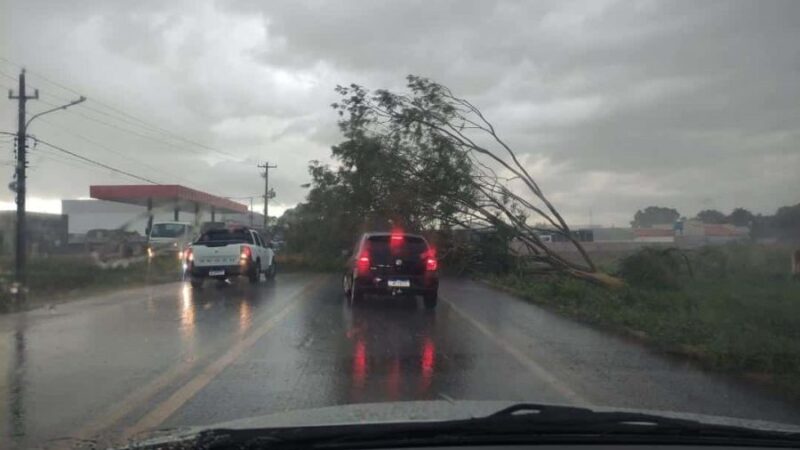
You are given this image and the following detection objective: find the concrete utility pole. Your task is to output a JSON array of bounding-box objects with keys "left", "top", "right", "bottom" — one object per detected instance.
[
  {"left": 8, "top": 70, "right": 37, "bottom": 293},
  {"left": 7, "top": 69, "right": 84, "bottom": 298},
  {"left": 258, "top": 162, "right": 276, "bottom": 230}
]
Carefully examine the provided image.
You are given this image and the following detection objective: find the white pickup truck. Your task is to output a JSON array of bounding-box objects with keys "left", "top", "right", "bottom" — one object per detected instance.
[{"left": 184, "top": 227, "right": 276, "bottom": 288}]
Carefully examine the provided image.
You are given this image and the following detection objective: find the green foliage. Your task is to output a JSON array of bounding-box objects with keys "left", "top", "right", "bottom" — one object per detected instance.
[
  {"left": 631, "top": 206, "right": 680, "bottom": 228},
  {"left": 695, "top": 209, "right": 727, "bottom": 224},
  {"left": 274, "top": 253, "right": 344, "bottom": 273},
  {"left": 728, "top": 207, "right": 755, "bottom": 227},
  {"left": 0, "top": 255, "right": 180, "bottom": 311},
  {"left": 280, "top": 77, "right": 478, "bottom": 257},
  {"left": 490, "top": 243, "right": 800, "bottom": 398},
  {"left": 618, "top": 248, "right": 684, "bottom": 289}
]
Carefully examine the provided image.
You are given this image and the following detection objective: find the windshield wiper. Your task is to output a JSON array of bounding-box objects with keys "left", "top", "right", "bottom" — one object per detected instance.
[{"left": 132, "top": 403, "right": 800, "bottom": 449}]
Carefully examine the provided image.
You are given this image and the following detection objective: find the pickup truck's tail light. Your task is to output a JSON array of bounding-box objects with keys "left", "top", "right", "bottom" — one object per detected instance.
[
  {"left": 425, "top": 248, "right": 438, "bottom": 272},
  {"left": 184, "top": 248, "right": 193, "bottom": 262},
  {"left": 356, "top": 251, "right": 370, "bottom": 275},
  {"left": 240, "top": 245, "right": 251, "bottom": 261}
]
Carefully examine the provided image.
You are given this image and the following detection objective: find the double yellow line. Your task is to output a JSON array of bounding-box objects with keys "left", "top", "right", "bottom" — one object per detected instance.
[{"left": 74, "top": 275, "right": 328, "bottom": 444}]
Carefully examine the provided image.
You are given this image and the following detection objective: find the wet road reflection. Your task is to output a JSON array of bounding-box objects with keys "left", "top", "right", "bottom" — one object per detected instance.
[
  {"left": 0, "top": 274, "right": 311, "bottom": 448},
  {"left": 3, "top": 274, "right": 800, "bottom": 449},
  {"left": 343, "top": 299, "right": 440, "bottom": 403}
]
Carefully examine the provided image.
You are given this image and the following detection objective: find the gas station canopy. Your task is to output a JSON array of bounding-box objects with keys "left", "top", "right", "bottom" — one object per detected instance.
[{"left": 89, "top": 184, "right": 247, "bottom": 215}]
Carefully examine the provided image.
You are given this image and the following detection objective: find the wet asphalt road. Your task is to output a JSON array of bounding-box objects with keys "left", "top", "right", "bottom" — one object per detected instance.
[{"left": 1, "top": 272, "right": 800, "bottom": 448}]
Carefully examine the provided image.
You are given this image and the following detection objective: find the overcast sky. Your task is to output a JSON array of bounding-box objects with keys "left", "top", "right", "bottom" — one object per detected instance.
[{"left": 1, "top": 0, "right": 798, "bottom": 226}]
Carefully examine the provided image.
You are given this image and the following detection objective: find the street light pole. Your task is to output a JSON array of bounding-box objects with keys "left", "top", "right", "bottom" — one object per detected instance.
[{"left": 8, "top": 68, "right": 85, "bottom": 300}]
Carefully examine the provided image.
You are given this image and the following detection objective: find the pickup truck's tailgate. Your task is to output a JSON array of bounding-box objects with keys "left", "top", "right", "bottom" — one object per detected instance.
[{"left": 192, "top": 244, "right": 240, "bottom": 267}]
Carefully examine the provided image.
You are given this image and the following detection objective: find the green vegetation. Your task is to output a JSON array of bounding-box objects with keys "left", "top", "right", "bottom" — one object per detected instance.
[
  {"left": 489, "top": 243, "right": 800, "bottom": 398},
  {"left": 0, "top": 255, "right": 181, "bottom": 312},
  {"left": 274, "top": 252, "right": 344, "bottom": 273}
]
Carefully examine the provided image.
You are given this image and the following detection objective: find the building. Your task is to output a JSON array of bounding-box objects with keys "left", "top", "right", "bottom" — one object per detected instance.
[
  {"left": 62, "top": 199, "right": 264, "bottom": 239},
  {"left": 632, "top": 227, "right": 675, "bottom": 243},
  {"left": 0, "top": 211, "right": 68, "bottom": 256}
]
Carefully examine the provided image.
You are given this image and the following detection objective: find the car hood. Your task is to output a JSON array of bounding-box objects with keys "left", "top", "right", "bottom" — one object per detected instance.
[{"left": 126, "top": 400, "right": 800, "bottom": 447}]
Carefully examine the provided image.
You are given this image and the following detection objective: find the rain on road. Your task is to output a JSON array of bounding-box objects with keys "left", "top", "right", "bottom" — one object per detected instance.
[{"left": 1, "top": 272, "right": 799, "bottom": 448}]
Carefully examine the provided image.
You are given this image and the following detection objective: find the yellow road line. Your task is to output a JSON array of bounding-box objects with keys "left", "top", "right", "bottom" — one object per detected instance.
[
  {"left": 74, "top": 275, "right": 326, "bottom": 443},
  {"left": 73, "top": 358, "right": 197, "bottom": 441},
  {"left": 123, "top": 275, "right": 327, "bottom": 439},
  {"left": 443, "top": 296, "right": 591, "bottom": 406}
]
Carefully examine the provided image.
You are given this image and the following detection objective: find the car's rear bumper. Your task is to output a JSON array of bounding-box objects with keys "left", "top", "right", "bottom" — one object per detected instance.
[
  {"left": 190, "top": 263, "right": 247, "bottom": 278},
  {"left": 354, "top": 273, "right": 438, "bottom": 295}
]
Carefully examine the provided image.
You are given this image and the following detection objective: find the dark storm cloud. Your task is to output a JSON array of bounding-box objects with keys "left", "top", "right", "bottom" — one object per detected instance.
[{"left": 2, "top": 0, "right": 799, "bottom": 223}]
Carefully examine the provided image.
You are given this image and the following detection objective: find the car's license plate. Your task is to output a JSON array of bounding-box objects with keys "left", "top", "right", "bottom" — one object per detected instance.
[
  {"left": 388, "top": 279, "right": 410, "bottom": 288},
  {"left": 209, "top": 269, "right": 225, "bottom": 276}
]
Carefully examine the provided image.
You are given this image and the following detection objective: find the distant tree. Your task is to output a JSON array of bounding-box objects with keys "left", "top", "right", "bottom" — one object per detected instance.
[
  {"left": 727, "top": 208, "right": 755, "bottom": 227},
  {"left": 773, "top": 204, "right": 800, "bottom": 239},
  {"left": 631, "top": 206, "right": 680, "bottom": 228},
  {"left": 695, "top": 209, "right": 727, "bottom": 224}
]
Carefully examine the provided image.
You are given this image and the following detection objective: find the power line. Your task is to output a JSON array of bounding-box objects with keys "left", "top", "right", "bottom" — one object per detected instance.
[
  {"left": 33, "top": 96, "right": 220, "bottom": 164},
  {"left": 0, "top": 56, "right": 241, "bottom": 161},
  {"left": 0, "top": 68, "right": 17, "bottom": 82},
  {"left": 33, "top": 137, "right": 160, "bottom": 184},
  {"left": 32, "top": 110, "right": 194, "bottom": 185}
]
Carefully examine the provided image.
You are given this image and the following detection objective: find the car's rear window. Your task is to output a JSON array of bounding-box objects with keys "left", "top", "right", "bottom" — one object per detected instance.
[
  {"left": 197, "top": 229, "right": 254, "bottom": 244},
  {"left": 365, "top": 235, "right": 428, "bottom": 262}
]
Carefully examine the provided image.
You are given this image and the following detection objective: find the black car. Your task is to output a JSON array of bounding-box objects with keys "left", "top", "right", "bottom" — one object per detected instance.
[{"left": 343, "top": 232, "right": 439, "bottom": 308}]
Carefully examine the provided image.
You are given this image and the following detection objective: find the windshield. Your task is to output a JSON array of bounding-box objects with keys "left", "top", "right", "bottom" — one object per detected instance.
[
  {"left": 3, "top": 1, "right": 800, "bottom": 449},
  {"left": 197, "top": 229, "right": 253, "bottom": 244},
  {"left": 365, "top": 235, "right": 429, "bottom": 263},
  {"left": 149, "top": 223, "right": 189, "bottom": 239}
]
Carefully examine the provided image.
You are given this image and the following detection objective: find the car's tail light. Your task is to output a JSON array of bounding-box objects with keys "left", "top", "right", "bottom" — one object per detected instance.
[
  {"left": 357, "top": 251, "right": 370, "bottom": 275},
  {"left": 425, "top": 248, "right": 438, "bottom": 271},
  {"left": 185, "top": 248, "right": 193, "bottom": 262},
  {"left": 240, "top": 245, "right": 251, "bottom": 260}
]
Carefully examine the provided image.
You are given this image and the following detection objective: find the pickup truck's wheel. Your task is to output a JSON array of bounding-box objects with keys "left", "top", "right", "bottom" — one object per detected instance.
[
  {"left": 248, "top": 261, "right": 261, "bottom": 284},
  {"left": 266, "top": 261, "right": 277, "bottom": 280},
  {"left": 190, "top": 277, "right": 203, "bottom": 289},
  {"left": 423, "top": 292, "right": 438, "bottom": 310}
]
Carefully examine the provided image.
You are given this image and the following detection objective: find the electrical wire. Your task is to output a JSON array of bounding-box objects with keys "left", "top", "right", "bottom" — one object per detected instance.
[
  {"left": 33, "top": 111, "right": 195, "bottom": 186},
  {"left": 0, "top": 56, "right": 241, "bottom": 161},
  {"left": 32, "top": 137, "right": 160, "bottom": 184}
]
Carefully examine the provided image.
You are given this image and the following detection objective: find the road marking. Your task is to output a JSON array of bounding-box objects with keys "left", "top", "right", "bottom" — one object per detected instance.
[
  {"left": 73, "top": 358, "right": 197, "bottom": 442},
  {"left": 73, "top": 275, "right": 326, "bottom": 443},
  {"left": 442, "top": 296, "right": 591, "bottom": 406},
  {"left": 123, "top": 275, "right": 327, "bottom": 439}
]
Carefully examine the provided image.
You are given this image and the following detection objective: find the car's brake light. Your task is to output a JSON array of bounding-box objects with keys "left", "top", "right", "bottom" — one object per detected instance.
[
  {"left": 426, "top": 256, "right": 438, "bottom": 271},
  {"left": 240, "top": 245, "right": 251, "bottom": 260},
  {"left": 425, "top": 248, "right": 438, "bottom": 271},
  {"left": 184, "top": 248, "right": 193, "bottom": 262},
  {"left": 357, "top": 251, "right": 370, "bottom": 274}
]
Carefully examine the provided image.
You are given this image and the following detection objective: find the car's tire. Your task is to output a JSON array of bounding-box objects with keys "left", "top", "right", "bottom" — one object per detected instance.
[
  {"left": 266, "top": 261, "right": 277, "bottom": 280},
  {"left": 190, "top": 277, "right": 203, "bottom": 289},
  {"left": 423, "top": 292, "right": 438, "bottom": 309},
  {"left": 248, "top": 261, "right": 261, "bottom": 284},
  {"left": 349, "top": 282, "right": 363, "bottom": 307},
  {"left": 343, "top": 273, "right": 352, "bottom": 297}
]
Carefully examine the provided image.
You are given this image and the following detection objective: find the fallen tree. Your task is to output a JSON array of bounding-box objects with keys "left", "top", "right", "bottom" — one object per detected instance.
[{"left": 332, "top": 76, "right": 623, "bottom": 287}]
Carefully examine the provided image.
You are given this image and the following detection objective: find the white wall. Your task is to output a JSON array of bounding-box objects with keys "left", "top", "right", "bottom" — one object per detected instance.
[
  {"left": 62, "top": 199, "right": 257, "bottom": 235},
  {"left": 62, "top": 200, "right": 207, "bottom": 235}
]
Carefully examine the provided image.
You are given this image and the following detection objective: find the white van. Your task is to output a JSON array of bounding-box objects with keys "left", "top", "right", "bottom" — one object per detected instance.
[{"left": 147, "top": 221, "right": 196, "bottom": 258}]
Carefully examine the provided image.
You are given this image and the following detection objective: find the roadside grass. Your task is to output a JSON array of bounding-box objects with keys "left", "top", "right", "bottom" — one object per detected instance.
[
  {"left": 0, "top": 254, "right": 182, "bottom": 312},
  {"left": 274, "top": 252, "right": 344, "bottom": 273},
  {"left": 487, "top": 243, "right": 800, "bottom": 398}
]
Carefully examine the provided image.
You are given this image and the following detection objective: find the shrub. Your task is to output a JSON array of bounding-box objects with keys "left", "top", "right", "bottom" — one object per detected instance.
[{"left": 618, "top": 247, "right": 684, "bottom": 289}]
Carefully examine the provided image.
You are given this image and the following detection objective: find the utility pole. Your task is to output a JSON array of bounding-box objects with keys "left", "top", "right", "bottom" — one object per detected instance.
[
  {"left": 258, "top": 162, "right": 276, "bottom": 231},
  {"left": 7, "top": 69, "right": 84, "bottom": 301},
  {"left": 8, "top": 69, "right": 37, "bottom": 293},
  {"left": 249, "top": 197, "right": 254, "bottom": 227}
]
